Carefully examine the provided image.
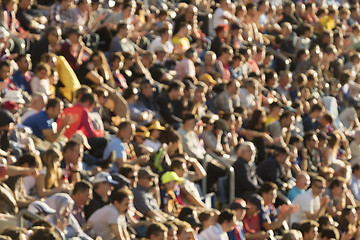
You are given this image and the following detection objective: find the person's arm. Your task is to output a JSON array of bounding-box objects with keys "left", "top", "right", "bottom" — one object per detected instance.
[
  {"left": 180, "top": 187, "right": 206, "bottom": 208},
  {"left": 304, "top": 195, "right": 329, "bottom": 219},
  {"left": 84, "top": 70, "right": 104, "bottom": 85},
  {"left": 42, "top": 114, "right": 72, "bottom": 142},
  {"left": 187, "top": 157, "right": 207, "bottom": 180},
  {"left": 35, "top": 173, "right": 69, "bottom": 198},
  {"left": 110, "top": 224, "right": 127, "bottom": 240}
]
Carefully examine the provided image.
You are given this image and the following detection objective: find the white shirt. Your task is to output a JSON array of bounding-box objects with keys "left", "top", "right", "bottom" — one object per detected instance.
[
  {"left": 290, "top": 189, "right": 320, "bottom": 226},
  {"left": 149, "top": 36, "right": 174, "bottom": 53},
  {"left": 88, "top": 204, "right": 125, "bottom": 240},
  {"left": 198, "top": 223, "right": 229, "bottom": 240},
  {"left": 213, "top": 7, "right": 232, "bottom": 29}
]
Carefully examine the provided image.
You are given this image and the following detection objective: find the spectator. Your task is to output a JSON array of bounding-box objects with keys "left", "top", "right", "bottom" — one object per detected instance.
[
  {"left": 233, "top": 142, "right": 262, "bottom": 199},
  {"left": 12, "top": 54, "right": 33, "bottom": 93},
  {"left": 214, "top": 80, "right": 240, "bottom": 113},
  {"left": 299, "top": 220, "right": 319, "bottom": 240},
  {"left": 197, "top": 209, "right": 236, "bottom": 240},
  {"left": 350, "top": 163, "right": 360, "bottom": 201},
  {"left": 145, "top": 223, "right": 169, "bottom": 240},
  {"left": 287, "top": 171, "right": 310, "bottom": 201},
  {"left": 88, "top": 188, "right": 133, "bottom": 240},
  {"left": 290, "top": 176, "right": 329, "bottom": 228},
  {"left": 84, "top": 171, "right": 117, "bottom": 220},
  {"left": 71, "top": 180, "right": 92, "bottom": 227}
]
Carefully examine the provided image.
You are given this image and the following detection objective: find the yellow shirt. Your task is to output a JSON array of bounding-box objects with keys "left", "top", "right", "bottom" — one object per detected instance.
[
  {"left": 265, "top": 115, "right": 278, "bottom": 126},
  {"left": 320, "top": 16, "right": 335, "bottom": 31}
]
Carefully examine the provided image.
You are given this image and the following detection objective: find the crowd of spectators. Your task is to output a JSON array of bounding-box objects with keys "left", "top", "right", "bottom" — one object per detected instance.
[{"left": 1, "top": 0, "right": 360, "bottom": 239}]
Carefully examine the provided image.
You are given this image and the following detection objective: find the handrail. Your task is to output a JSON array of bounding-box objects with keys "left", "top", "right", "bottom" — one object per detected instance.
[
  {"left": 206, "top": 152, "right": 236, "bottom": 205},
  {"left": 17, "top": 209, "right": 66, "bottom": 240}
]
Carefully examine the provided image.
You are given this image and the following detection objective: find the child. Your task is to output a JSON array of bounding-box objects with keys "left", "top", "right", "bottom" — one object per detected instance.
[
  {"left": 160, "top": 171, "right": 184, "bottom": 215},
  {"left": 30, "top": 63, "right": 51, "bottom": 97}
]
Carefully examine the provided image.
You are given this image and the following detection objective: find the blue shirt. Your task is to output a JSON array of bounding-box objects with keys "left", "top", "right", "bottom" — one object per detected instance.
[
  {"left": 287, "top": 186, "right": 304, "bottom": 201},
  {"left": 12, "top": 70, "right": 32, "bottom": 93},
  {"left": 103, "top": 136, "right": 126, "bottom": 173},
  {"left": 22, "top": 110, "right": 53, "bottom": 140}
]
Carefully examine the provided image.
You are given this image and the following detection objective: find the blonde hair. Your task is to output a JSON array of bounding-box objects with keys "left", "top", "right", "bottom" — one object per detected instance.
[{"left": 43, "top": 148, "right": 62, "bottom": 189}]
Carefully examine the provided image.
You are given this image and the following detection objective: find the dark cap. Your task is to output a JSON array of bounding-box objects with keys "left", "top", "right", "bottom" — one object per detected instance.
[
  {"left": 317, "top": 132, "right": 330, "bottom": 140},
  {"left": 138, "top": 167, "right": 157, "bottom": 179},
  {"left": 230, "top": 200, "right": 249, "bottom": 210},
  {"left": 183, "top": 79, "right": 196, "bottom": 90},
  {"left": 182, "top": 214, "right": 202, "bottom": 227},
  {"left": 183, "top": 113, "right": 197, "bottom": 123},
  {"left": 141, "top": 78, "right": 154, "bottom": 86},
  {"left": 230, "top": 23, "right": 241, "bottom": 30},
  {"left": 248, "top": 194, "right": 265, "bottom": 211}
]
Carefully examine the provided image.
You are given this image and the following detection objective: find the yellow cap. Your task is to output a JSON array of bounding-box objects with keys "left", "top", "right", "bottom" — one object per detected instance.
[
  {"left": 161, "top": 171, "right": 183, "bottom": 184},
  {"left": 199, "top": 73, "right": 216, "bottom": 85},
  {"left": 148, "top": 121, "right": 166, "bottom": 131}
]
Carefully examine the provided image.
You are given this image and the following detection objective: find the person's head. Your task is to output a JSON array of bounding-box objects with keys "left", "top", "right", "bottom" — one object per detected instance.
[
  {"left": 1, "top": 227, "right": 28, "bottom": 240},
  {"left": 182, "top": 113, "right": 197, "bottom": 131},
  {"left": 0, "top": 60, "right": 12, "bottom": 80},
  {"left": 16, "top": 153, "right": 41, "bottom": 168},
  {"left": 137, "top": 167, "right": 157, "bottom": 189},
  {"left": 92, "top": 172, "right": 117, "bottom": 197},
  {"left": 329, "top": 177, "right": 347, "bottom": 197},
  {"left": 215, "top": 24, "right": 228, "bottom": 38},
  {"left": 318, "top": 215, "right": 335, "bottom": 232},
  {"left": 353, "top": 163, "right": 360, "bottom": 180},
  {"left": 300, "top": 220, "right": 319, "bottom": 240},
  {"left": 304, "top": 131, "right": 318, "bottom": 149},
  {"left": 281, "top": 22, "right": 292, "bottom": 37},
  {"left": 117, "top": 121, "right": 135, "bottom": 142},
  {"left": 247, "top": 194, "right": 264, "bottom": 215},
  {"left": 338, "top": 206, "right": 357, "bottom": 231},
  {"left": 59, "top": 0, "right": 72, "bottom": 9},
  {"left": 311, "top": 176, "right": 326, "bottom": 196},
  {"left": 77, "top": 0, "right": 90, "bottom": 12},
  {"left": 218, "top": 209, "right": 236, "bottom": 232},
  {"left": 30, "top": 93, "right": 47, "bottom": 111},
  {"left": 282, "top": 229, "right": 303, "bottom": 240},
  {"left": 63, "top": 141, "right": 83, "bottom": 166},
  {"left": 219, "top": 45, "right": 234, "bottom": 61},
  {"left": 236, "top": 141, "right": 256, "bottom": 163},
  {"left": 75, "top": 85, "right": 92, "bottom": 102},
  {"left": 122, "top": 1, "right": 135, "bottom": 18},
  {"left": 259, "top": 182, "right": 278, "bottom": 205},
  {"left": 163, "top": 222, "right": 177, "bottom": 240},
  {"left": 112, "top": 188, "right": 133, "bottom": 214},
  {"left": 230, "top": 199, "right": 248, "bottom": 221},
  {"left": 177, "top": 22, "right": 191, "bottom": 37},
  {"left": 167, "top": 80, "right": 184, "bottom": 101},
  {"left": 320, "top": 227, "right": 340, "bottom": 240},
  {"left": 204, "top": 51, "right": 216, "bottom": 66},
  {"left": 274, "top": 146, "right": 290, "bottom": 165},
  {"left": 146, "top": 223, "right": 168, "bottom": 240},
  {"left": 174, "top": 220, "right": 191, "bottom": 240},
  {"left": 119, "top": 164, "right": 137, "bottom": 189},
  {"left": 45, "top": 98, "right": 63, "bottom": 119},
  {"left": 93, "top": 87, "right": 109, "bottom": 106},
  {"left": 161, "top": 171, "right": 183, "bottom": 192},
  {"left": 296, "top": 171, "right": 310, "bottom": 190},
  {"left": 35, "top": 63, "right": 51, "bottom": 80},
  {"left": 45, "top": 25, "right": 61, "bottom": 45},
  {"left": 29, "top": 227, "right": 60, "bottom": 240},
  {"left": 15, "top": 54, "right": 31, "bottom": 73},
  {"left": 227, "top": 80, "right": 240, "bottom": 96},
  {"left": 72, "top": 180, "right": 92, "bottom": 207},
  {"left": 170, "top": 158, "right": 187, "bottom": 178}
]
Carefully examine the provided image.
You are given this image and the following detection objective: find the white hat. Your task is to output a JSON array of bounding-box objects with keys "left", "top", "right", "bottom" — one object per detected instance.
[
  {"left": 91, "top": 172, "right": 118, "bottom": 185},
  {"left": 0, "top": 27, "right": 10, "bottom": 39},
  {"left": 28, "top": 201, "right": 56, "bottom": 215},
  {"left": 70, "top": 132, "right": 91, "bottom": 149},
  {"left": 2, "top": 91, "right": 25, "bottom": 104}
]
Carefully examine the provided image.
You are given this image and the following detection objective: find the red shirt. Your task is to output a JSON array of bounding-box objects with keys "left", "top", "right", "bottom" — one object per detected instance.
[
  {"left": 243, "top": 212, "right": 261, "bottom": 235},
  {"left": 57, "top": 103, "right": 104, "bottom": 139}
]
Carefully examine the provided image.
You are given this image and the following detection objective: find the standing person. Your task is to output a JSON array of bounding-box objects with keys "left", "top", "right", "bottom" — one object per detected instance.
[{"left": 87, "top": 188, "right": 133, "bottom": 240}]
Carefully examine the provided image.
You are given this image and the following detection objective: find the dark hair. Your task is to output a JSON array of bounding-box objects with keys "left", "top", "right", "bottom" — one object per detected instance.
[
  {"left": 145, "top": 223, "right": 168, "bottom": 239},
  {"left": 15, "top": 54, "right": 28, "bottom": 63},
  {"left": 29, "top": 227, "right": 60, "bottom": 240},
  {"left": 63, "top": 140, "right": 80, "bottom": 153},
  {"left": 0, "top": 60, "right": 11, "bottom": 71},
  {"left": 259, "top": 182, "right": 278, "bottom": 195},
  {"left": 159, "top": 127, "right": 181, "bottom": 145},
  {"left": 312, "top": 176, "right": 326, "bottom": 187},
  {"left": 170, "top": 158, "right": 186, "bottom": 171},
  {"left": 320, "top": 227, "right": 339, "bottom": 240},
  {"left": 110, "top": 52, "right": 123, "bottom": 63},
  {"left": 75, "top": 85, "right": 92, "bottom": 99},
  {"left": 117, "top": 121, "right": 134, "bottom": 131},
  {"left": 318, "top": 215, "right": 332, "bottom": 232},
  {"left": 289, "top": 135, "right": 303, "bottom": 145},
  {"left": 338, "top": 206, "right": 355, "bottom": 232},
  {"left": 112, "top": 188, "right": 133, "bottom": 204},
  {"left": 72, "top": 180, "right": 92, "bottom": 195},
  {"left": 119, "top": 164, "right": 136, "bottom": 177},
  {"left": 79, "top": 93, "right": 96, "bottom": 105},
  {"left": 329, "top": 177, "right": 346, "bottom": 190},
  {"left": 299, "top": 220, "right": 319, "bottom": 235},
  {"left": 116, "top": 22, "right": 128, "bottom": 33},
  {"left": 123, "top": 87, "right": 138, "bottom": 100},
  {"left": 168, "top": 80, "right": 184, "bottom": 93},
  {"left": 46, "top": 98, "right": 62, "bottom": 110},
  {"left": 280, "top": 110, "right": 293, "bottom": 121},
  {"left": 1, "top": 227, "right": 27, "bottom": 240},
  {"left": 16, "top": 153, "right": 38, "bottom": 168},
  {"left": 353, "top": 163, "right": 360, "bottom": 173},
  {"left": 218, "top": 209, "right": 235, "bottom": 224},
  {"left": 249, "top": 109, "right": 265, "bottom": 130},
  {"left": 45, "top": 25, "right": 60, "bottom": 38}
]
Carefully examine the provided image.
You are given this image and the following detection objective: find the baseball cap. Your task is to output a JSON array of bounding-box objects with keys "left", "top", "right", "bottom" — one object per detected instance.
[
  {"left": 138, "top": 167, "right": 157, "bottom": 179},
  {"left": 28, "top": 201, "right": 56, "bottom": 215},
  {"left": 161, "top": 171, "right": 183, "bottom": 184},
  {"left": 230, "top": 200, "right": 249, "bottom": 210},
  {"left": 91, "top": 172, "right": 119, "bottom": 185},
  {"left": 147, "top": 121, "right": 166, "bottom": 131},
  {"left": 135, "top": 126, "right": 150, "bottom": 138},
  {"left": 199, "top": 73, "right": 216, "bottom": 85},
  {"left": 70, "top": 132, "right": 91, "bottom": 150},
  {"left": 248, "top": 194, "right": 266, "bottom": 211}
]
